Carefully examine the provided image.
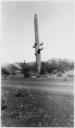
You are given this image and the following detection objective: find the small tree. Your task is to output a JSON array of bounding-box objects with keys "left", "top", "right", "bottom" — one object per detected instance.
[{"left": 21, "top": 61, "right": 30, "bottom": 78}]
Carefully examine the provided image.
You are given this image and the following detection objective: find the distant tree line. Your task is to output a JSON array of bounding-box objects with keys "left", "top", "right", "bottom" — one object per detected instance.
[{"left": 1, "top": 59, "right": 74, "bottom": 78}]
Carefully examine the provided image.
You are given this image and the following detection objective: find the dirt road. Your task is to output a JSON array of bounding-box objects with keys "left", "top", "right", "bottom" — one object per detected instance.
[{"left": 2, "top": 78, "right": 74, "bottom": 95}]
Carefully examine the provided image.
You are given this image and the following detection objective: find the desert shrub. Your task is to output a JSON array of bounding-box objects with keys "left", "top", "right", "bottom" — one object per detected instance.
[
  {"left": 67, "top": 74, "right": 74, "bottom": 78},
  {"left": 9, "top": 64, "right": 19, "bottom": 76},
  {"left": 1, "top": 67, "right": 10, "bottom": 76},
  {"left": 57, "top": 72, "right": 62, "bottom": 77},
  {"left": 1, "top": 98, "right": 7, "bottom": 110},
  {"left": 51, "top": 69, "right": 58, "bottom": 74},
  {"left": 15, "top": 88, "right": 30, "bottom": 97},
  {"left": 1, "top": 91, "right": 8, "bottom": 110},
  {"left": 21, "top": 63, "right": 30, "bottom": 78},
  {"left": 10, "top": 111, "right": 19, "bottom": 118},
  {"left": 44, "top": 59, "right": 74, "bottom": 74},
  {"left": 40, "top": 62, "right": 47, "bottom": 75}
]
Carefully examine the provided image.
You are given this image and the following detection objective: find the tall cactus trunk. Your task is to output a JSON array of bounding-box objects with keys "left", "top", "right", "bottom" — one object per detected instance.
[
  {"left": 34, "top": 14, "right": 41, "bottom": 77},
  {"left": 33, "top": 14, "right": 44, "bottom": 77}
]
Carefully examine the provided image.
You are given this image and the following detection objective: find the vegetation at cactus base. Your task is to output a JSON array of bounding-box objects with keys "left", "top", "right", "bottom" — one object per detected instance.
[{"left": 1, "top": 58, "right": 74, "bottom": 78}]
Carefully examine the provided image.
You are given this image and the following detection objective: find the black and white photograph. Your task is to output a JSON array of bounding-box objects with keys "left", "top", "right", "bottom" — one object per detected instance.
[{"left": 1, "top": 0, "right": 74, "bottom": 127}]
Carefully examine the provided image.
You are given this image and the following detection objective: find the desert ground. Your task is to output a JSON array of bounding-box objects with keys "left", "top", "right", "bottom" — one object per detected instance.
[{"left": 1, "top": 72, "right": 74, "bottom": 127}]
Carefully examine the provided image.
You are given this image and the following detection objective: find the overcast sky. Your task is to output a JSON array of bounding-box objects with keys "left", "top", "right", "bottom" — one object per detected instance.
[{"left": 1, "top": 1, "right": 74, "bottom": 64}]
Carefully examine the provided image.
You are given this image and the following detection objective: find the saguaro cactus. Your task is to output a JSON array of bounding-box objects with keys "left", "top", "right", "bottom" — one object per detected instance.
[{"left": 33, "top": 14, "right": 43, "bottom": 77}]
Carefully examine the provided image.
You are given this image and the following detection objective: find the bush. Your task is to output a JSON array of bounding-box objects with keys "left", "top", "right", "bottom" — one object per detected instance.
[
  {"left": 67, "top": 74, "right": 74, "bottom": 78},
  {"left": 1, "top": 68, "right": 10, "bottom": 76},
  {"left": 15, "top": 88, "right": 30, "bottom": 97},
  {"left": 1, "top": 91, "right": 8, "bottom": 110},
  {"left": 57, "top": 72, "right": 62, "bottom": 77},
  {"left": 21, "top": 63, "right": 30, "bottom": 78},
  {"left": 40, "top": 62, "right": 47, "bottom": 75}
]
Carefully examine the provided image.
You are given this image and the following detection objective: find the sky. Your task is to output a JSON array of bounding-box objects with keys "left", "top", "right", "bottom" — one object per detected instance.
[{"left": 1, "top": 0, "right": 74, "bottom": 64}]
